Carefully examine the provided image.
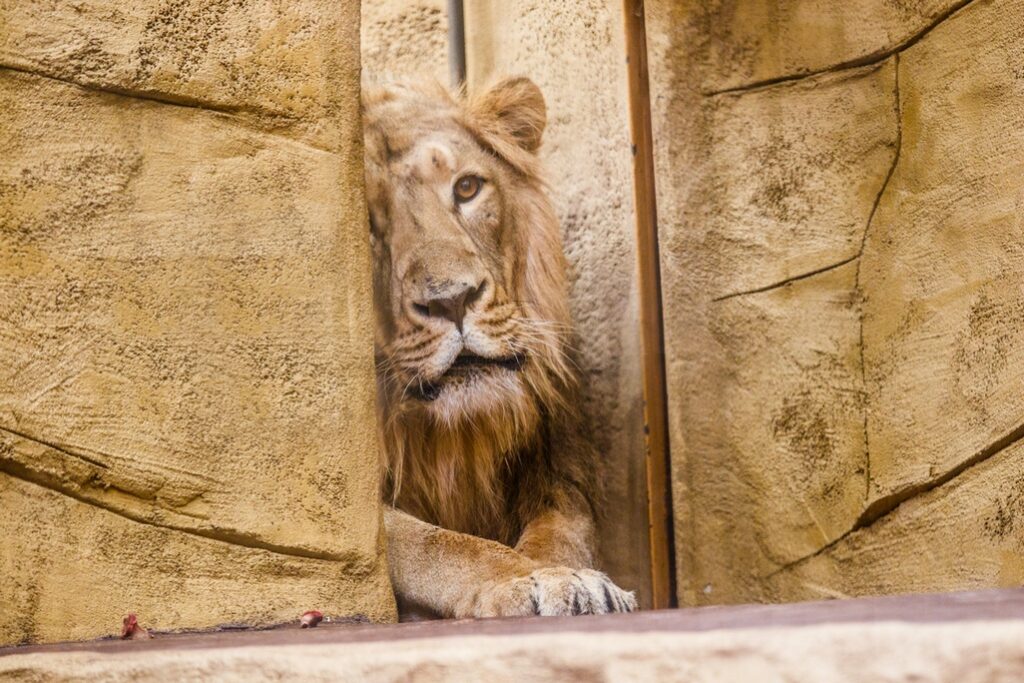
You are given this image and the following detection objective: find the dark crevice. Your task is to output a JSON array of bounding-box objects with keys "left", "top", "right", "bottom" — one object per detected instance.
[
  {"left": 0, "top": 62, "right": 335, "bottom": 155},
  {"left": 853, "top": 420, "right": 1024, "bottom": 530},
  {"left": 767, "top": 528, "right": 845, "bottom": 578},
  {"left": 0, "top": 426, "right": 356, "bottom": 564},
  {"left": 0, "top": 62, "right": 241, "bottom": 116},
  {"left": 769, "top": 418, "right": 1024, "bottom": 577},
  {"left": 711, "top": 53, "right": 902, "bottom": 305},
  {"left": 761, "top": 41, "right": 1012, "bottom": 581},
  {"left": 704, "top": 0, "right": 976, "bottom": 97},
  {"left": 856, "top": 52, "right": 903, "bottom": 501},
  {"left": 767, "top": 55, "right": 903, "bottom": 579},
  {"left": 0, "top": 425, "right": 110, "bottom": 470},
  {"left": 712, "top": 253, "right": 860, "bottom": 302}
]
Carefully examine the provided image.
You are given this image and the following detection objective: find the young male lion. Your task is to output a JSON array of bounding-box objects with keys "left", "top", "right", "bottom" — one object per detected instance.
[{"left": 363, "top": 76, "right": 636, "bottom": 618}]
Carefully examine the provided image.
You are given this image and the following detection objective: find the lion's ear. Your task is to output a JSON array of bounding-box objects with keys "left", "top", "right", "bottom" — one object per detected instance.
[{"left": 470, "top": 77, "right": 546, "bottom": 153}]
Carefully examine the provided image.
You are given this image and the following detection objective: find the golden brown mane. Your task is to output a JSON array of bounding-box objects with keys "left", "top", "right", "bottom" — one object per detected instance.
[{"left": 363, "top": 79, "right": 595, "bottom": 545}]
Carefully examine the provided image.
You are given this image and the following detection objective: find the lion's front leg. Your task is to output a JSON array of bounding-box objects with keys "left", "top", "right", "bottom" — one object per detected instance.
[
  {"left": 385, "top": 507, "right": 635, "bottom": 618},
  {"left": 384, "top": 507, "right": 538, "bottom": 618}
]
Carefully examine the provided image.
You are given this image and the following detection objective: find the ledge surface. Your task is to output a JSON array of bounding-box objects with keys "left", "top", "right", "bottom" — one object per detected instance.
[{"left": 3, "top": 589, "right": 1024, "bottom": 681}]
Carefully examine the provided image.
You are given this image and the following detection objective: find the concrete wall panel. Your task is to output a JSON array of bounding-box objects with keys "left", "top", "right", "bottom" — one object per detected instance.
[
  {"left": 0, "top": 0, "right": 395, "bottom": 643},
  {"left": 649, "top": 0, "right": 1024, "bottom": 604}
]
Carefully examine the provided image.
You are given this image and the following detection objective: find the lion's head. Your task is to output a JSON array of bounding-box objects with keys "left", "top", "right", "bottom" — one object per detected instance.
[{"left": 363, "top": 77, "right": 576, "bottom": 532}]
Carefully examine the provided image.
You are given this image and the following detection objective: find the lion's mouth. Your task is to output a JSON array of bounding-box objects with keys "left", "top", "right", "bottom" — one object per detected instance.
[
  {"left": 448, "top": 352, "right": 525, "bottom": 373},
  {"left": 410, "top": 352, "right": 526, "bottom": 402}
]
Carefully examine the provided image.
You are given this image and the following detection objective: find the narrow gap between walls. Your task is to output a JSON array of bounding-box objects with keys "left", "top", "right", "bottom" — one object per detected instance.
[
  {"left": 447, "top": 0, "right": 467, "bottom": 89},
  {"left": 622, "top": 0, "right": 677, "bottom": 610}
]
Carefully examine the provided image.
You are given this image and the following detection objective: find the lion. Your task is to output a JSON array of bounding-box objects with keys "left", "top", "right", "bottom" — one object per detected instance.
[{"left": 363, "top": 76, "right": 637, "bottom": 618}]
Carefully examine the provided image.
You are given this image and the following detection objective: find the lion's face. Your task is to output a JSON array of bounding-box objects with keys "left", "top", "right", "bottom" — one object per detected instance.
[{"left": 364, "top": 78, "right": 571, "bottom": 429}]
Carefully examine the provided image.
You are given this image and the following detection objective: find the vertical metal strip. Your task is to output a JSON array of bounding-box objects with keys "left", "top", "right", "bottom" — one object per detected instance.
[
  {"left": 447, "top": 0, "right": 467, "bottom": 88},
  {"left": 622, "top": 0, "right": 676, "bottom": 609}
]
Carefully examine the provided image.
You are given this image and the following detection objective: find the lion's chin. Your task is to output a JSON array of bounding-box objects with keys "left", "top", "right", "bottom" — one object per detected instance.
[{"left": 413, "top": 366, "right": 532, "bottom": 424}]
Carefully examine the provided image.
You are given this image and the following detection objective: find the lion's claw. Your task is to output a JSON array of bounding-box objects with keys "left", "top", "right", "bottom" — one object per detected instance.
[{"left": 471, "top": 567, "right": 636, "bottom": 618}]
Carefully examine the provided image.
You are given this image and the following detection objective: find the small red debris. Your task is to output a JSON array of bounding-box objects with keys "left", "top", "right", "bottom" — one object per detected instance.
[
  {"left": 300, "top": 610, "right": 324, "bottom": 628},
  {"left": 120, "top": 613, "right": 153, "bottom": 640}
]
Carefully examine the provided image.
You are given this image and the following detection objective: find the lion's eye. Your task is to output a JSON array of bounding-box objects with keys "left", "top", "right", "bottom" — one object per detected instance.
[{"left": 453, "top": 175, "right": 483, "bottom": 203}]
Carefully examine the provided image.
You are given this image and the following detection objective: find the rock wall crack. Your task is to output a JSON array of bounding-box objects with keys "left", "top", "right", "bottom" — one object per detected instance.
[{"left": 703, "top": 0, "right": 976, "bottom": 97}]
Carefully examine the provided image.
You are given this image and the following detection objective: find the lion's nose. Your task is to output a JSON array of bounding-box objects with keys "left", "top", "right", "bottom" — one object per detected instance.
[{"left": 413, "top": 282, "right": 482, "bottom": 332}]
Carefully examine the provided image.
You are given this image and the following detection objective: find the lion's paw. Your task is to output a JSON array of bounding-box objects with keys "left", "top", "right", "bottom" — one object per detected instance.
[{"left": 471, "top": 567, "right": 636, "bottom": 618}]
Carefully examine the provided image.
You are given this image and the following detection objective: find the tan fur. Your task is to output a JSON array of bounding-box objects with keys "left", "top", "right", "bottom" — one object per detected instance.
[{"left": 363, "top": 77, "right": 635, "bottom": 618}]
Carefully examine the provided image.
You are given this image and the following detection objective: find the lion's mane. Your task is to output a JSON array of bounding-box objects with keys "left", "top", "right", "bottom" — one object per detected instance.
[{"left": 364, "top": 80, "right": 597, "bottom": 548}]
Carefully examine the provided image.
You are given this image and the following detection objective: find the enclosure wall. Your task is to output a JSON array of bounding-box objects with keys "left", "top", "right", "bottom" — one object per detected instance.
[
  {"left": 647, "top": 0, "right": 1024, "bottom": 605},
  {"left": 0, "top": 0, "right": 395, "bottom": 643}
]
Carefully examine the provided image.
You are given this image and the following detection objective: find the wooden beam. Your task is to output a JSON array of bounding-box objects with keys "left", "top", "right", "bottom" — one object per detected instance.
[{"left": 621, "top": 0, "right": 675, "bottom": 609}]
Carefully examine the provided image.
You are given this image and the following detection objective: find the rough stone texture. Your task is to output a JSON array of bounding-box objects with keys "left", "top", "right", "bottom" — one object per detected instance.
[
  {"left": 860, "top": 2, "right": 1024, "bottom": 509},
  {"left": 5, "top": 617, "right": 1024, "bottom": 681},
  {"left": 464, "top": 2, "right": 651, "bottom": 608},
  {"left": 771, "top": 440, "right": 1024, "bottom": 597},
  {"left": 691, "top": 0, "right": 965, "bottom": 94},
  {"left": 0, "top": 0, "right": 396, "bottom": 644},
  {"left": 648, "top": 0, "right": 1024, "bottom": 605},
  {"left": 359, "top": 2, "right": 652, "bottom": 606},
  {"left": 0, "top": 476, "right": 395, "bottom": 645},
  {"left": 361, "top": 0, "right": 448, "bottom": 84},
  {"left": 0, "top": 0, "right": 363, "bottom": 151}
]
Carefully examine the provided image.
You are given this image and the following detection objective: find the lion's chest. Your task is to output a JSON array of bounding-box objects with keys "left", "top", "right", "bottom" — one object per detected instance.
[{"left": 387, "top": 442, "right": 524, "bottom": 544}]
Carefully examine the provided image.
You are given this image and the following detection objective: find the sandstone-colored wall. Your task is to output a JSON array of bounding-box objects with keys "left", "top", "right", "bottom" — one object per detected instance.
[
  {"left": 647, "top": 0, "right": 1024, "bottom": 604},
  {"left": 361, "top": 2, "right": 653, "bottom": 606},
  {"left": 0, "top": 0, "right": 396, "bottom": 644},
  {"left": 361, "top": 0, "right": 448, "bottom": 84}
]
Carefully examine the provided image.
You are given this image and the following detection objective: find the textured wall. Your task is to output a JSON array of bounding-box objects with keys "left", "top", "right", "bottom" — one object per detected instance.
[
  {"left": 648, "top": 0, "right": 1024, "bottom": 604},
  {"left": 361, "top": 0, "right": 448, "bottom": 84},
  {"left": 0, "top": 0, "right": 395, "bottom": 644},
  {"left": 361, "top": 2, "right": 653, "bottom": 605}
]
